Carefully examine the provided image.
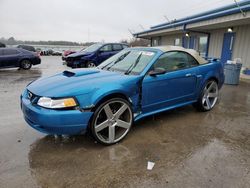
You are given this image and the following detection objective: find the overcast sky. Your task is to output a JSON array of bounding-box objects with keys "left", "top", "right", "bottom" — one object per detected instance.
[{"left": 0, "top": 0, "right": 234, "bottom": 42}]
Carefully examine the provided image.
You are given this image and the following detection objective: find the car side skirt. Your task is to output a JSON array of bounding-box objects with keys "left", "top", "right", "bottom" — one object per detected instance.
[{"left": 134, "top": 100, "right": 197, "bottom": 121}]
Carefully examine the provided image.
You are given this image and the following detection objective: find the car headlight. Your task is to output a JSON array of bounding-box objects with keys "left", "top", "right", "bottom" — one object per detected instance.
[{"left": 37, "top": 97, "right": 77, "bottom": 109}]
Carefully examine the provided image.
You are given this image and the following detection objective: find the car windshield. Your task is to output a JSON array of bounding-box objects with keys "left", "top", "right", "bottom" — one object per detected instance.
[
  {"left": 98, "top": 49, "right": 156, "bottom": 75},
  {"left": 81, "top": 43, "right": 103, "bottom": 53}
]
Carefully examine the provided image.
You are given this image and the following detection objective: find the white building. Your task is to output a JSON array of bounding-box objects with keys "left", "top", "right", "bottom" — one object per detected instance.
[{"left": 134, "top": 0, "right": 250, "bottom": 67}]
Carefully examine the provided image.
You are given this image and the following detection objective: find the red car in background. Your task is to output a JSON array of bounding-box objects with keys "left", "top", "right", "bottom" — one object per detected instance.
[{"left": 62, "top": 50, "right": 76, "bottom": 61}]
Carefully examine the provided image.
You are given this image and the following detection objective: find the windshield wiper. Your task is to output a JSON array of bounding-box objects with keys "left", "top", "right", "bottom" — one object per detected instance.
[
  {"left": 99, "top": 52, "right": 130, "bottom": 70},
  {"left": 100, "top": 60, "right": 115, "bottom": 70},
  {"left": 105, "top": 51, "right": 130, "bottom": 71},
  {"left": 124, "top": 53, "right": 142, "bottom": 75}
]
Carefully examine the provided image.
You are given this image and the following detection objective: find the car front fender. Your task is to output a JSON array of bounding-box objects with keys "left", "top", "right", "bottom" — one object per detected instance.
[{"left": 76, "top": 82, "right": 140, "bottom": 112}]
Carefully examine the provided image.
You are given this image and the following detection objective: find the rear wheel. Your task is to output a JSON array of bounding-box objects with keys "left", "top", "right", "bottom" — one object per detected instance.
[
  {"left": 194, "top": 80, "right": 219, "bottom": 111},
  {"left": 90, "top": 98, "right": 133, "bottom": 145},
  {"left": 20, "top": 59, "right": 32, "bottom": 70}
]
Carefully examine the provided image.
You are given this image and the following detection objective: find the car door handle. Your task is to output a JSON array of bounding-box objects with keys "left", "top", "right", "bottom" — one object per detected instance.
[{"left": 185, "top": 73, "right": 192, "bottom": 77}]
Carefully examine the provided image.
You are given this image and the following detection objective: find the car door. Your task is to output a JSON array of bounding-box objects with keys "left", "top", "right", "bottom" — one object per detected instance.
[
  {"left": 2, "top": 49, "right": 21, "bottom": 67},
  {"left": 0, "top": 49, "right": 4, "bottom": 67},
  {"left": 141, "top": 51, "right": 199, "bottom": 113},
  {"left": 97, "top": 44, "right": 113, "bottom": 64}
]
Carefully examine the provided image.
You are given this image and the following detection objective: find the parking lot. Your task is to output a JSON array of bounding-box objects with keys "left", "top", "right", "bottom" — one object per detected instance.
[{"left": 0, "top": 56, "right": 250, "bottom": 188}]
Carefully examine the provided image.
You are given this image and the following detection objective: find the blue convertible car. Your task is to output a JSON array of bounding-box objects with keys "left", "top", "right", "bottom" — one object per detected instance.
[{"left": 21, "top": 46, "right": 224, "bottom": 145}]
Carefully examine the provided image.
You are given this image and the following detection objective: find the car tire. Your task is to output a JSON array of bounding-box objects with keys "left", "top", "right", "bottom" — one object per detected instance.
[
  {"left": 90, "top": 98, "right": 133, "bottom": 145},
  {"left": 20, "top": 59, "right": 32, "bottom": 70},
  {"left": 194, "top": 79, "right": 219, "bottom": 112}
]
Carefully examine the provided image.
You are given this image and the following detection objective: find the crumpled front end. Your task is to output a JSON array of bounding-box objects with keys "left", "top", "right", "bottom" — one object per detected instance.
[{"left": 20, "top": 89, "right": 93, "bottom": 135}]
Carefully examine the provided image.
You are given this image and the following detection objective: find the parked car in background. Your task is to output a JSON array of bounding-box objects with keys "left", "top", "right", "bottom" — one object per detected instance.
[
  {"left": 17, "top": 45, "right": 36, "bottom": 52},
  {"left": 0, "top": 42, "right": 6, "bottom": 48},
  {"left": 52, "top": 50, "right": 62, "bottom": 56},
  {"left": 21, "top": 46, "right": 224, "bottom": 145},
  {"left": 0, "top": 48, "right": 41, "bottom": 69},
  {"left": 40, "top": 49, "right": 53, "bottom": 56},
  {"left": 65, "top": 43, "right": 129, "bottom": 68},
  {"left": 62, "top": 50, "right": 76, "bottom": 61}
]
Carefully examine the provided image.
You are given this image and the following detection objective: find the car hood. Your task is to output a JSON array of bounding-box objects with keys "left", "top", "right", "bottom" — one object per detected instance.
[
  {"left": 67, "top": 51, "right": 93, "bottom": 58},
  {"left": 27, "top": 69, "right": 140, "bottom": 97}
]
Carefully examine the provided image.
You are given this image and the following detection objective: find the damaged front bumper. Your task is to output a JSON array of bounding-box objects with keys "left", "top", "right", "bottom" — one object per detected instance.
[{"left": 20, "top": 94, "right": 93, "bottom": 135}]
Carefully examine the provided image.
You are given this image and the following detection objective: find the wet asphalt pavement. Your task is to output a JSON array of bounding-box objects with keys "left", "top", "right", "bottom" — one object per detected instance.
[{"left": 0, "top": 56, "right": 250, "bottom": 188}]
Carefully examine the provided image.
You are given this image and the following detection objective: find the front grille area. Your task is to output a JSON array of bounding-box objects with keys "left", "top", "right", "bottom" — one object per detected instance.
[
  {"left": 27, "top": 90, "right": 39, "bottom": 104},
  {"left": 66, "top": 56, "right": 81, "bottom": 62}
]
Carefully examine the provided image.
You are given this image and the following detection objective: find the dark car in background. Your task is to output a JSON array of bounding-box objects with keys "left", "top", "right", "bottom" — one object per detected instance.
[
  {"left": 0, "top": 48, "right": 41, "bottom": 69},
  {"left": 65, "top": 43, "right": 128, "bottom": 68},
  {"left": 0, "top": 42, "right": 6, "bottom": 48},
  {"left": 17, "top": 45, "right": 36, "bottom": 52}
]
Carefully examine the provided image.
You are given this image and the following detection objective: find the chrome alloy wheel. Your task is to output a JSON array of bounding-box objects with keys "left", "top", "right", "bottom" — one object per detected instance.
[
  {"left": 94, "top": 100, "right": 132, "bottom": 144},
  {"left": 202, "top": 81, "right": 219, "bottom": 110}
]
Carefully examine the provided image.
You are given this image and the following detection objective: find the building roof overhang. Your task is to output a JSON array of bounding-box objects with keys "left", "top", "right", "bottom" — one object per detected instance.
[{"left": 134, "top": 0, "right": 250, "bottom": 39}]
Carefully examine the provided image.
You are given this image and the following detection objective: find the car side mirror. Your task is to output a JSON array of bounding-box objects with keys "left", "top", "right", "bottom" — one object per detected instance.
[{"left": 148, "top": 68, "right": 166, "bottom": 76}]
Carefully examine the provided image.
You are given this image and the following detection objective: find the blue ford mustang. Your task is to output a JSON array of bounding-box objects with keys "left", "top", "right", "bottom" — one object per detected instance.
[{"left": 21, "top": 46, "right": 224, "bottom": 145}]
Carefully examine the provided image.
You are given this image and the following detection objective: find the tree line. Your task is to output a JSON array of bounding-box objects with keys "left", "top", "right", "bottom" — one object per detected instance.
[
  {"left": 0, "top": 37, "right": 150, "bottom": 47},
  {"left": 0, "top": 37, "right": 93, "bottom": 46}
]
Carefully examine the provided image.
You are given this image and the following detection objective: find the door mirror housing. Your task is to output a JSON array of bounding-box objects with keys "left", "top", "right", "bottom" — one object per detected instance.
[{"left": 148, "top": 68, "right": 166, "bottom": 76}]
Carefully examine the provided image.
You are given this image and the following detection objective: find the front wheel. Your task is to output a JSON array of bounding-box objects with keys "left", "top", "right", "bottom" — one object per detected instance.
[
  {"left": 20, "top": 60, "right": 32, "bottom": 70},
  {"left": 90, "top": 98, "right": 133, "bottom": 145},
  {"left": 194, "top": 80, "right": 219, "bottom": 111},
  {"left": 86, "top": 61, "right": 96, "bottom": 68}
]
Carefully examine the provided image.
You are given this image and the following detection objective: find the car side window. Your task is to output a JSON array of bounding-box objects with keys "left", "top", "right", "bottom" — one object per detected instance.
[
  {"left": 100, "top": 44, "right": 112, "bottom": 52},
  {"left": 122, "top": 44, "right": 129, "bottom": 49},
  {"left": 0, "top": 49, "right": 3, "bottom": 56},
  {"left": 186, "top": 53, "right": 199, "bottom": 67},
  {"left": 153, "top": 51, "right": 189, "bottom": 72},
  {"left": 3, "top": 49, "right": 20, "bottom": 55},
  {"left": 112, "top": 44, "right": 123, "bottom": 51}
]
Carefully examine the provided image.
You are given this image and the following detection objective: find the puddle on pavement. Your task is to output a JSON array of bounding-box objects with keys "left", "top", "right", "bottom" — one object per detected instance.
[{"left": 27, "top": 104, "right": 250, "bottom": 187}]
